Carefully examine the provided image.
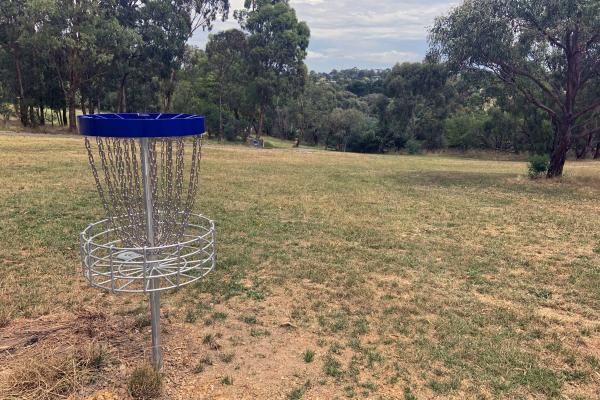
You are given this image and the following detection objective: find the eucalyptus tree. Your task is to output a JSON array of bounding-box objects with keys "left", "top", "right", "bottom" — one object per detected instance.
[
  {"left": 236, "top": 0, "right": 310, "bottom": 138},
  {"left": 38, "top": 0, "right": 126, "bottom": 130},
  {"left": 108, "top": 0, "right": 229, "bottom": 113},
  {"left": 383, "top": 62, "right": 451, "bottom": 150},
  {"left": 206, "top": 29, "right": 248, "bottom": 140},
  {"left": 0, "top": 0, "right": 34, "bottom": 125},
  {"left": 326, "top": 108, "right": 372, "bottom": 152},
  {"left": 430, "top": 0, "right": 600, "bottom": 177},
  {"left": 161, "top": 0, "right": 230, "bottom": 111}
]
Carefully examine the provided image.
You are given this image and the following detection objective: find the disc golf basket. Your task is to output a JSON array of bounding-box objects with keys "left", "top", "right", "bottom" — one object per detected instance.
[{"left": 78, "top": 113, "right": 216, "bottom": 370}]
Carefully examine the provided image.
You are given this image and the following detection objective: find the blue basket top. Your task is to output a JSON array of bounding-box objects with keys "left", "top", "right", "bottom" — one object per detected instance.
[{"left": 78, "top": 113, "right": 205, "bottom": 138}]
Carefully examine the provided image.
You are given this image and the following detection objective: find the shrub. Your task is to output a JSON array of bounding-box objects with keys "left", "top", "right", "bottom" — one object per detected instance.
[
  {"left": 444, "top": 112, "right": 488, "bottom": 150},
  {"left": 405, "top": 139, "right": 422, "bottom": 155},
  {"left": 528, "top": 154, "right": 550, "bottom": 179},
  {"left": 303, "top": 349, "right": 315, "bottom": 363},
  {"left": 128, "top": 365, "right": 161, "bottom": 399},
  {"left": 0, "top": 103, "right": 13, "bottom": 125}
]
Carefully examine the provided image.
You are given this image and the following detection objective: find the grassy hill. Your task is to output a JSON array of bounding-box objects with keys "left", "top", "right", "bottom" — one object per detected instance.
[{"left": 0, "top": 133, "right": 599, "bottom": 399}]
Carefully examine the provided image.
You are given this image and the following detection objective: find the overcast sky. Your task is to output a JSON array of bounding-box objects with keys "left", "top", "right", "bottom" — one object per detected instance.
[{"left": 190, "top": 0, "right": 457, "bottom": 72}]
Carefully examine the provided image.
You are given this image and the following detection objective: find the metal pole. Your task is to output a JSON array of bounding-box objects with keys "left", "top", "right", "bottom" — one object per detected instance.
[{"left": 140, "top": 138, "right": 162, "bottom": 370}]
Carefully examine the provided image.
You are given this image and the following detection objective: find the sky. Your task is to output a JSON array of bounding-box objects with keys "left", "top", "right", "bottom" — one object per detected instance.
[{"left": 190, "top": 0, "right": 458, "bottom": 73}]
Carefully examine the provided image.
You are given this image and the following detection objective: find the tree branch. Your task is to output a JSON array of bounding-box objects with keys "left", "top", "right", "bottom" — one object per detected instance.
[
  {"left": 495, "top": 60, "right": 563, "bottom": 109},
  {"left": 524, "top": 12, "right": 566, "bottom": 50},
  {"left": 586, "top": 32, "right": 600, "bottom": 51},
  {"left": 495, "top": 70, "right": 557, "bottom": 118},
  {"left": 574, "top": 99, "right": 600, "bottom": 120}
]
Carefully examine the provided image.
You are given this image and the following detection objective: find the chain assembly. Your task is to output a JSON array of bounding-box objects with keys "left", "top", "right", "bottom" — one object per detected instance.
[{"left": 84, "top": 135, "right": 203, "bottom": 248}]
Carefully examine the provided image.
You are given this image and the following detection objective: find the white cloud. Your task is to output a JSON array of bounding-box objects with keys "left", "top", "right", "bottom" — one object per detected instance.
[
  {"left": 365, "top": 50, "right": 421, "bottom": 63},
  {"left": 307, "top": 50, "right": 327, "bottom": 60},
  {"left": 191, "top": 0, "right": 458, "bottom": 71}
]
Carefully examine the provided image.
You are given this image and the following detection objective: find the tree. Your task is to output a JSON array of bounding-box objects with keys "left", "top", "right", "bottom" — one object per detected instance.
[
  {"left": 160, "top": 0, "right": 230, "bottom": 112},
  {"left": 236, "top": 0, "right": 310, "bottom": 138},
  {"left": 42, "top": 0, "right": 122, "bottom": 131},
  {"left": 0, "top": 0, "right": 33, "bottom": 126},
  {"left": 326, "top": 108, "right": 372, "bottom": 152},
  {"left": 384, "top": 62, "right": 451, "bottom": 150},
  {"left": 430, "top": 0, "right": 600, "bottom": 177},
  {"left": 101, "top": 0, "right": 229, "bottom": 114},
  {"left": 206, "top": 29, "right": 247, "bottom": 141}
]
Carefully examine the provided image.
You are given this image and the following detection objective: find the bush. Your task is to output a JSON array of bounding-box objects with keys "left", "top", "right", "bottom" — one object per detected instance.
[
  {"left": 528, "top": 154, "right": 550, "bottom": 179},
  {"left": 405, "top": 139, "right": 422, "bottom": 155},
  {"left": 128, "top": 364, "right": 161, "bottom": 399},
  {"left": 0, "top": 103, "right": 13, "bottom": 125},
  {"left": 444, "top": 112, "right": 488, "bottom": 150}
]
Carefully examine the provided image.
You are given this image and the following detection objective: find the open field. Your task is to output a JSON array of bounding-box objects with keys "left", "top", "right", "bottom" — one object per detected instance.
[{"left": 1, "top": 133, "right": 600, "bottom": 399}]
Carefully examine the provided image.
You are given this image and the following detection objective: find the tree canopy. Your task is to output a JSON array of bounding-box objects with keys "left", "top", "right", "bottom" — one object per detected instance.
[{"left": 430, "top": 0, "right": 600, "bottom": 177}]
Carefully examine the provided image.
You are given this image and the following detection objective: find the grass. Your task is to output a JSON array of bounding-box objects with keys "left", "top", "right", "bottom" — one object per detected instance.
[
  {"left": 2, "top": 344, "right": 107, "bottom": 400},
  {"left": 0, "top": 134, "right": 599, "bottom": 398},
  {"left": 193, "top": 354, "right": 213, "bottom": 373},
  {"left": 127, "top": 365, "right": 161, "bottom": 399},
  {"left": 303, "top": 349, "right": 315, "bottom": 363}
]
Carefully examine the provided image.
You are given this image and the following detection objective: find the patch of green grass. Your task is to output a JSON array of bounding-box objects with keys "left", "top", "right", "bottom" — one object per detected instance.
[
  {"left": 404, "top": 387, "right": 417, "bottom": 400},
  {"left": 303, "top": 349, "right": 315, "bottom": 363},
  {"left": 132, "top": 314, "right": 151, "bottom": 330},
  {"left": 250, "top": 328, "right": 270, "bottom": 337},
  {"left": 193, "top": 355, "right": 213, "bottom": 373},
  {"left": 287, "top": 381, "right": 311, "bottom": 400},
  {"left": 221, "top": 375, "right": 233, "bottom": 385},
  {"left": 184, "top": 309, "right": 197, "bottom": 323},
  {"left": 529, "top": 288, "right": 552, "bottom": 300},
  {"left": 220, "top": 352, "right": 235, "bottom": 363},
  {"left": 213, "top": 311, "right": 228, "bottom": 321},
  {"left": 429, "top": 377, "right": 460, "bottom": 394},
  {"left": 205, "top": 311, "right": 228, "bottom": 325},
  {"left": 202, "top": 334, "right": 221, "bottom": 350},
  {"left": 247, "top": 289, "right": 266, "bottom": 300},
  {"left": 128, "top": 365, "right": 161, "bottom": 399},
  {"left": 323, "top": 354, "right": 343, "bottom": 378},
  {"left": 241, "top": 315, "right": 258, "bottom": 325}
]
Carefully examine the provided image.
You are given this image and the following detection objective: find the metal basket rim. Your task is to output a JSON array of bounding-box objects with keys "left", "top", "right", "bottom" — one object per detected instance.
[{"left": 80, "top": 213, "right": 215, "bottom": 252}]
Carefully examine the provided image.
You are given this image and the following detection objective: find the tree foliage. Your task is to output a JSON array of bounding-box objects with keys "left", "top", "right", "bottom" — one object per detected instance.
[
  {"left": 430, "top": 0, "right": 600, "bottom": 177},
  {"left": 235, "top": 0, "right": 310, "bottom": 137}
]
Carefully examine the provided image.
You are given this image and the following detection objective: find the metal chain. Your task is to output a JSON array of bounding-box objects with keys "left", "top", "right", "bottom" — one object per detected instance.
[{"left": 85, "top": 135, "right": 203, "bottom": 248}]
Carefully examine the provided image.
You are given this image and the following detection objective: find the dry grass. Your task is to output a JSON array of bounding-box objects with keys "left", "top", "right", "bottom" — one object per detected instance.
[
  {"left": 1, "top": 133, "right": 600, "bottom": 399},
  {"left": 1, "top": 342, "right": 107, "bottom": 399}
]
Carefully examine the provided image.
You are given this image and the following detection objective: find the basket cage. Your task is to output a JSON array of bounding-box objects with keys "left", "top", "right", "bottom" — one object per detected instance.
[{"left": 79, "top": 113, "right": 215, "bottom": 294}]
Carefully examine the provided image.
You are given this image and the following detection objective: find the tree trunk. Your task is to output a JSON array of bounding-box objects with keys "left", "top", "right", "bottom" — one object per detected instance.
[
  {"left": 88, "top": 98, "right": 94, "bottom": 114},
  {"left": 118, "top": 74, "right": 127, "bottom": 113},
  {"left": 13, "top": 47, "right": 28, "bottom": 127},
  {"left": 81, "top": 95, "right": 87, "bottom": 115},
  {"left": 163, "top": 69, "right": 176, "bottom": 112},
  {"left": 67, "top": 87, "right": 77, "bottom": 132},
  {"left": 39, "top": 105, "right": 45, "bottom": 126},
  {"left": 256, "top": 107, "right": 264, "bottom": 139},
  {"left": 576, "top": 130, "right": 593, "bottom": 159},
  {"left": 62, "top": 107, "right": 67, "bottom": 127},
  {"left": 547, "top": 120, "right": 571, "bottom": 178},
  {"left": 595, "top": 142, "right": 600, "bottom": 159},
  {"left": 29, "top": 106, "right": 37, "bottom": 128},
  {"left": 219, "top": 93, "right": 224, "bottom": 142}
]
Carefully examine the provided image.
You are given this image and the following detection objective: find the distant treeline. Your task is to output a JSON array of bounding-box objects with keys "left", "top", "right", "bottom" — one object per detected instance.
[{"left": 1, "top": 0, "right": 599, "bottom": 177}]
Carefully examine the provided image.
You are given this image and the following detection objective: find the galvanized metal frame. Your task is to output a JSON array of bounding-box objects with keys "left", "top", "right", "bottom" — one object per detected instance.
[
  {"left": 80, "top": 213, "right": 216, "bottom": 294},
  {"left": 79, "top": 113, "right": 211, "bottom": 371}
]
